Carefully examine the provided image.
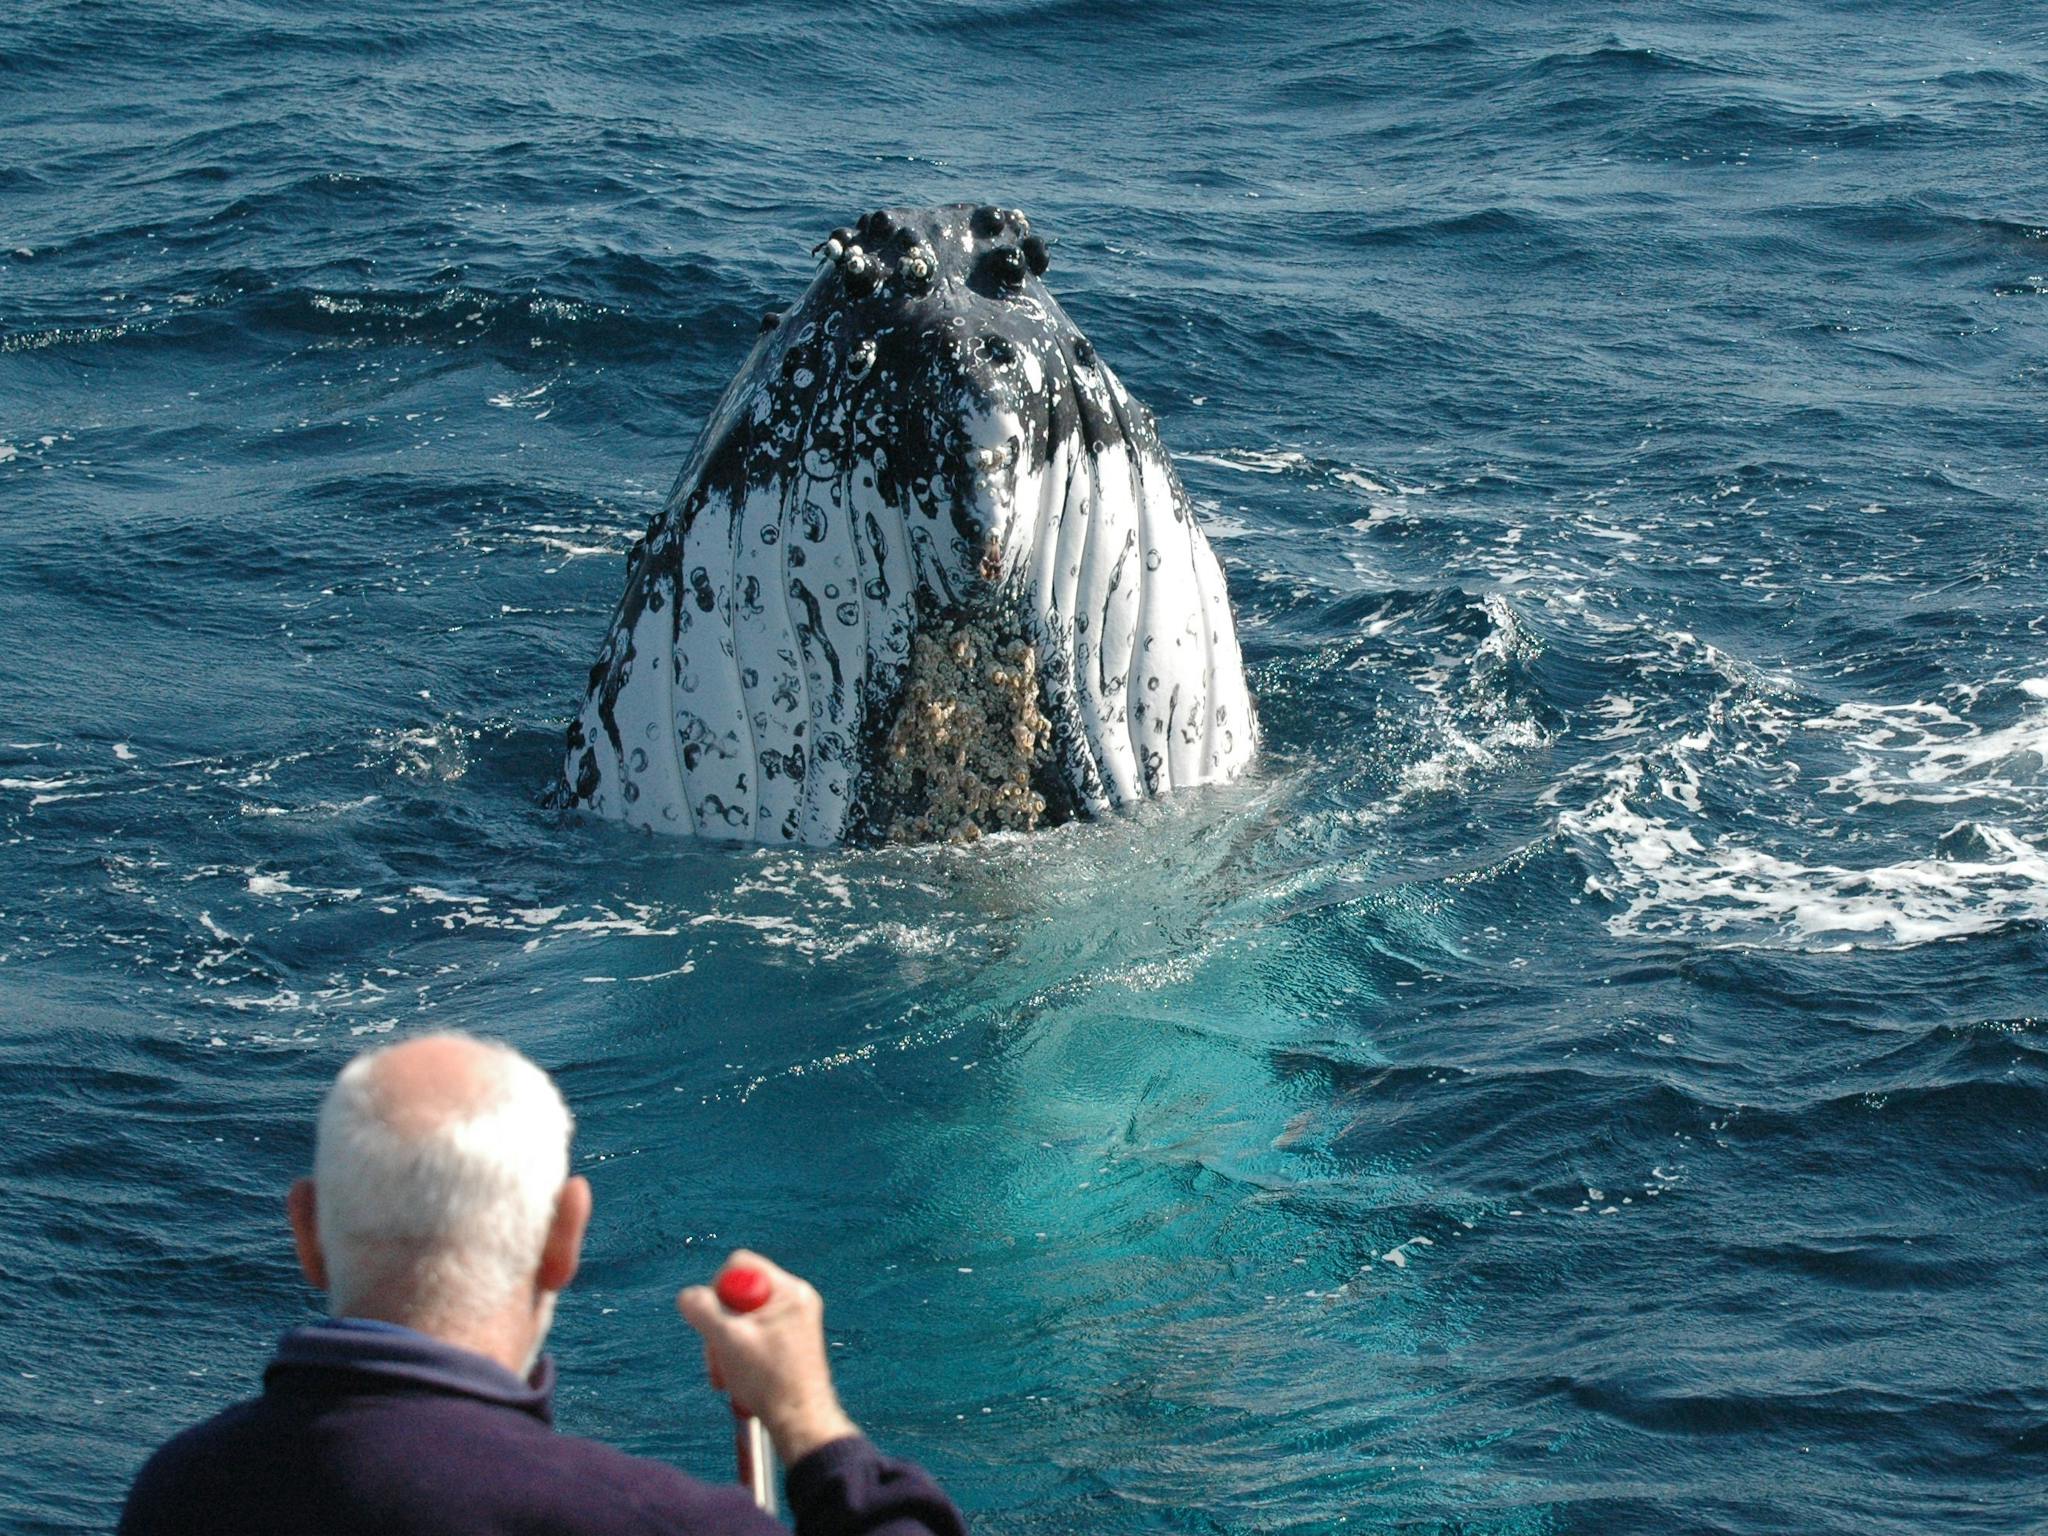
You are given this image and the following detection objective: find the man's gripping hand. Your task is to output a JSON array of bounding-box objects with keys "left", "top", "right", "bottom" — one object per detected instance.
[{"left": 677, "top": 1251, "right": 860, "bottom": 1465}]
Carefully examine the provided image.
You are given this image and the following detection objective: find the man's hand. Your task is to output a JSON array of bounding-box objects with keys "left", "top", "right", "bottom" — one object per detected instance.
[{"left": 676, "top": 1251, "right": 860, "bottom": 1465}]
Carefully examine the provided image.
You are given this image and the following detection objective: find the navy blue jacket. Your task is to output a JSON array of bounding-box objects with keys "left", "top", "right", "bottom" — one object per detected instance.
[{"left": 119, "top": 1320, "right": 967, "bottom": 1536}]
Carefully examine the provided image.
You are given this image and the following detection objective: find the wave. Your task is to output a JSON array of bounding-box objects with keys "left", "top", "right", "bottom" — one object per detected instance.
[
  {"left": 1725, "top": 1231, "right": 1993, "bottom": 1294},
  {"left": 1756, "top": 199, "right": 2048, "bottom": 291},
  {"left": 1569, "top": 791, "right": 2048, "bottom": 950},
  {"left": 2, "top": 264, "right": 757, "bottom": 366},
  {"left": 908, "top": 0, "right": 1219, "bottom": 42},
  {"left": 1930, "top": 64, "right": 2043, "bottom": 92},
  {"left": 1323, "top": 206, "right": 1590, "bottom": 267},
  {"left": 1269, "top": 24, "right": 1483, "bottom": 77},
  {"left": 1623, "top": 97, "right": 1957, "bottom": 156},
  {"left": 1554, "top": 1375, "right": 2045, "bottom": 1458},
  {"left": 1527, "top": 41, "right": 1735, "bottom": 80}
]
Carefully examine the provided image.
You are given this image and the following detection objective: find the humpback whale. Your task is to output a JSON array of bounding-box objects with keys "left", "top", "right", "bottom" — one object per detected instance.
[{"left": 559, "top": 203, "right": 1256, "bottom": 844}]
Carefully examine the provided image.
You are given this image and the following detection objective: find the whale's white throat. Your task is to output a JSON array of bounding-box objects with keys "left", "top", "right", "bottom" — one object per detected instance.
[{"left": 560, "top": 203, "right": 1256, "bottom": 844}]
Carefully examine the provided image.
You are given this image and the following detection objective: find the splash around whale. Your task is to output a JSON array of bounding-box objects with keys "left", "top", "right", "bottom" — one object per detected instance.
[{"left": 558, "top": 203, "right": 1256, "bottom": 845}]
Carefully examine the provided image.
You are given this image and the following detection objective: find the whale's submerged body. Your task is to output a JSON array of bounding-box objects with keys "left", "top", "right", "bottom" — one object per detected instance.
[{"left": 560, "top": 203, "right": 1256, "bottom": 844}]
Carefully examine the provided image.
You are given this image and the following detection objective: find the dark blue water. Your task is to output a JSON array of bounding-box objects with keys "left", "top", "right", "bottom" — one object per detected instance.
[{"left": 5, "top": 3, "right": 2047, "bottom": 1531}]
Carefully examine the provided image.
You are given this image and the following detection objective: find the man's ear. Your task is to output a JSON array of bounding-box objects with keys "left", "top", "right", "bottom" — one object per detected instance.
[
  {"left": 287, "top": 1178, "right": 328, "bottom": 1291},
  {"left": 538, "top": 1176, "right": 593, "bottom": 1295}
]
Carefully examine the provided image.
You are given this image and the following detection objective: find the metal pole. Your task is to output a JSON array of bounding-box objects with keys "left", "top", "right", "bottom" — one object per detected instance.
[
  {"left": 736, "top": 1411, "right": 777, "bottom": 1515},
  {"left": 715, "top": 1266, "right": 779, "bottom": 1515}
]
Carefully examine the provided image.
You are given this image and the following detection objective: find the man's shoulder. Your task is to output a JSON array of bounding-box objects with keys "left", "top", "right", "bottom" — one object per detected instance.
[
  {"left": 128, "top": 1394, "right": 269, "bottom": 1480},
  {"left": 122, "top": 1385, "right": 777, "bottom": 1536},
  {"left": 120, "top": 1396, "right": 274, "bottom": 1530}
]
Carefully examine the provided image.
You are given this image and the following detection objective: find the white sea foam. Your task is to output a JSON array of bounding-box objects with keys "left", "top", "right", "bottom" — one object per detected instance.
[
  {"left": 1549, "top": 636, "right": 2048, "bottom": 949},
  {"left": 548, "top": 905, "right": 680, "bottom": 938},
  {"left": 1179, "top": 449, "right": 1309, "bottom": 475},
  {"left": 1633, "top": 822, "right": 2044, "bottom": 946},
  {"left": 1380, "top": 1236, "right": 1434, "bottom": 1269},
  {"left": 1332, "top": 469, "right": 1393, "bottom": 495},
  {"left": 247, "top": 872, "right": 362, "bottom": 901},
  {"left": 216, "top": 975, "right": 393, "bottom": 1017},
  {"left": 488, "top": 383, "right": 550, "bottom": 409},
  {"left": 239, "top": 794, "right": 378, "bottom": 819},
  {"left": 1398, "top": 717, "right": 1544, "bottom": 798},
  {"left": 456, "top": 516, "right": 629, "bottom": 564},
  {"left": 408, "top": 884, "right": 489, "bottom": 906},
  {"left": 365, "top": 724, "right": 473, "bottom": 781},
  {"left": 1565, "top": 745, "right": 2048, "bottom": 949},
  {"left": 1391, "top": 592, "right": 1549, "bottom": 799},
  {"left": 1807, "top": 697, "right": 2048, "bottom": 811},
  {"left": 0, "top": 775, "right": 82, "bottom": 793}
]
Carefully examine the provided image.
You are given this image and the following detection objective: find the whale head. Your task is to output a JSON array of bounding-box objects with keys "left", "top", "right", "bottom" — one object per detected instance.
[{"left": 562, "top": 203, "right": 1256, "bottom": 844}]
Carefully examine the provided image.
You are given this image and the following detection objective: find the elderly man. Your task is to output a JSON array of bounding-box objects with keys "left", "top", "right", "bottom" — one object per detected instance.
[{"left": 120, "top": 1033, "right": 967, "bottom": 1536}]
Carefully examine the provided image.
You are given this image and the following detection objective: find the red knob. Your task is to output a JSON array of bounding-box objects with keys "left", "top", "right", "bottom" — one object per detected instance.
[{"left": 716, "top": 1265, "right": 773, "bottom": 1314}]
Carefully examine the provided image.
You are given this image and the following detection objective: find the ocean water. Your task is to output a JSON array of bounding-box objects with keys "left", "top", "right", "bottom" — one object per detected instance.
[{"left": 4, "top": 2, "right": 2047, "bottom": 1531}]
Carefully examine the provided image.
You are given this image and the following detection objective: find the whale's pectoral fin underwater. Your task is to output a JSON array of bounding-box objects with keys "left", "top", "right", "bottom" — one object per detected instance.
[{"left": 558, "top": 203, "right": 1257, "bottom": 845}]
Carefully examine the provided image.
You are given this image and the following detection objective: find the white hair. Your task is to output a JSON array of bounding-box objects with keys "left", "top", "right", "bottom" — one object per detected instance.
[{"left": 313, "top": 1033, "right": 574, "bottom": 1326}]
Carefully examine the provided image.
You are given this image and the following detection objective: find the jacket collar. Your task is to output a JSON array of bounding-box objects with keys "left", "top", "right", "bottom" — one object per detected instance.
[{"left": 267, "top": 1317, "right": 557, "bottom": 1424}]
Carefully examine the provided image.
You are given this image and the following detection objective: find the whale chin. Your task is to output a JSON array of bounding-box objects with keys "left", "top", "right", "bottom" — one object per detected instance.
[{"left": 559, "top": 203, "right": 1257, "bottom": 846}]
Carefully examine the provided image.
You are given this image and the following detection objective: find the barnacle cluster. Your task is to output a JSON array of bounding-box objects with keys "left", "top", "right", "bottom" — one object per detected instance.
[{"left": 870, "top": 623, "right": 1050, "bottom": 843}]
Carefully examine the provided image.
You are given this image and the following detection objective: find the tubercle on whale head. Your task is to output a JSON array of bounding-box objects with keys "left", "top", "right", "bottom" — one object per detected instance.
[{"left": 796, "top": 203, "right": 1046, "bottom": 307}]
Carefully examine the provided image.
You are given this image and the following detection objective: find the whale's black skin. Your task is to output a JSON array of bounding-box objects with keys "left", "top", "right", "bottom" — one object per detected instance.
[{"left": 560, "top": 203, "right": 1256, "bottom": 844}]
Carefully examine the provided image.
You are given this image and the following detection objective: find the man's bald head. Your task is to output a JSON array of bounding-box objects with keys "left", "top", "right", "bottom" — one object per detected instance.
[
  {"left": 362, "top": 1033, "right": 526, "bottom": 1135},
  {"left": 310, "top": 1032, "right": 576, "bottom": 1332}
]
